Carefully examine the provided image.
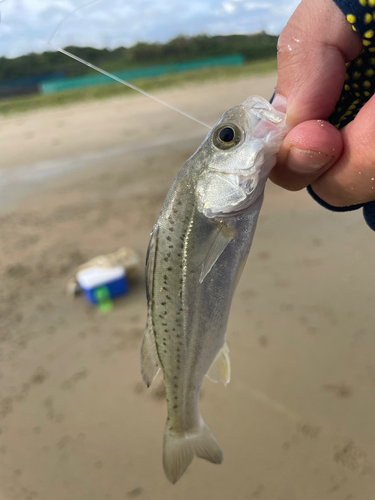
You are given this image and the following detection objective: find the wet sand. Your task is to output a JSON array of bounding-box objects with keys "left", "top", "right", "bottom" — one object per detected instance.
[{"left": 0, "top": 74, "right": 375, "bottom": 499}]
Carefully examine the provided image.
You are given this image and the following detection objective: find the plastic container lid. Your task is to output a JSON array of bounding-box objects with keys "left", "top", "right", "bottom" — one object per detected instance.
[{"left": 77, "top": 266, "right": 126, "bottom": 290}]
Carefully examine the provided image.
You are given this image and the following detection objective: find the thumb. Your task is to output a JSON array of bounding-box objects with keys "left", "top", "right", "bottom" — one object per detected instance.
[{"left": 275, "top": 0, "right": 362, "bottom": 125}]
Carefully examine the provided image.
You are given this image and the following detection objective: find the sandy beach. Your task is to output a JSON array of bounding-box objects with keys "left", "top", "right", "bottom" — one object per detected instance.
[{"left": 0, "top": 73, "right": 374, "bottom": 500}]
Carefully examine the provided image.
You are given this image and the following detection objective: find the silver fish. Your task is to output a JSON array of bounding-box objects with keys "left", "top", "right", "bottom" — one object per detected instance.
[{"left": 141, "top": 96, "right": 288, "bottom": 483}]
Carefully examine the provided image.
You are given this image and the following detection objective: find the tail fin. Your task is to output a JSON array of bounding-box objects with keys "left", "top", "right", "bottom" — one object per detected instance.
[{"left": 163, "top": 419, "right": 223, "bottom": 484}]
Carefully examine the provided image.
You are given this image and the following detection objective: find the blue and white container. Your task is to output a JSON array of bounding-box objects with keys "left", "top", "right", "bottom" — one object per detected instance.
[{"left": 77, "top": 266, "right": 129, "bottom": 305}]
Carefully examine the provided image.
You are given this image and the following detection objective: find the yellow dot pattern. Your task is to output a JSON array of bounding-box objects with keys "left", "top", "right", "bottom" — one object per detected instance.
[
  {"left": 314, "top": 0, "right": 375, "bottom": 231},
  {"left": 329, "top": 0, "right": 375, "bottom": 128}
]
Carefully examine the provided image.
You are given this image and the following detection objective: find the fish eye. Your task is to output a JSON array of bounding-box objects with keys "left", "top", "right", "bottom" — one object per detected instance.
[
  {"left": 219, "top": 127, "right": 234, "bottom": 142},
  {"left": 213, "top": 124, "right": 242, "bottom": 150}
]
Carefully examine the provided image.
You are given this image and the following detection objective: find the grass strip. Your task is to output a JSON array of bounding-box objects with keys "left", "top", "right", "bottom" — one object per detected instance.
[{"left": 0, "top": 58, "right": 276, "bottom": 116}]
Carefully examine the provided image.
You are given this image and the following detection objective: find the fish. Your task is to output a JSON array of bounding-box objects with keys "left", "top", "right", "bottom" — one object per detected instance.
[{"left": 140, "top": 95, "right": 289, "bottom": 484}]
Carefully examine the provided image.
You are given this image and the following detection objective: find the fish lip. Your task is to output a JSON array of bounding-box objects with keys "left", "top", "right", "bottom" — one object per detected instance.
[{"left": 241, "top": 96, "right": 284, "bottom": 125}]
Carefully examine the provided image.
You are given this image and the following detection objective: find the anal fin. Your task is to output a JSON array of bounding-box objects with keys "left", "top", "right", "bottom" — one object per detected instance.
[{"left": 206, "top": 342, "right": 231, "bottom": 386}]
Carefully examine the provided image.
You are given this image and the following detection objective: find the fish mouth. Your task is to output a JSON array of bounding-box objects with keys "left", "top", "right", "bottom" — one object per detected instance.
[
  {"left": 241, "top": 96, "right": 289, "bottom": 150},
  {"left": 241, "top": 96, "right": 284, "bottom": 127}
]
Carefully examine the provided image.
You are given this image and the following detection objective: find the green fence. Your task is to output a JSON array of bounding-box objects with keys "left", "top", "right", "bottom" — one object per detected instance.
[{"left": 40, "top": 54, "right": 245, "bottom": 94}]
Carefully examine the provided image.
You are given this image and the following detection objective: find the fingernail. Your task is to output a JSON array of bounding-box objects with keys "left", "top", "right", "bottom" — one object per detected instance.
[
  {"left": 272, "top": 94, "right": 287, "bottom": 113},
  {"left": 287, "top": 147, "right": 335, "bottom": 173}
]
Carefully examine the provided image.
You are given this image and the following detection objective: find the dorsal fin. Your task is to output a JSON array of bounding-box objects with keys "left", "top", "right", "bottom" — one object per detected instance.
[{"left": 141, "top": 225, "right": 161, "bottom": 387}]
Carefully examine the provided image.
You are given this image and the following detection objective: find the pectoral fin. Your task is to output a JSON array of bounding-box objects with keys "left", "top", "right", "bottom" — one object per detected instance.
[
  {"left": 234, "top": 251, "right": 250, "bottom": 289},
  {"left": 206, "top": 342, "right": 231, "bottom": 386},
  {"left": 199, "top": 223, "right": 235, "bottom": 283}
]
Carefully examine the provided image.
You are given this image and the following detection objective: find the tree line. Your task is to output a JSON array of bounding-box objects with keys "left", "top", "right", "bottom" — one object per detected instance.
[{"left": 0, "top": 33, "right": 277, "bottom": 83}]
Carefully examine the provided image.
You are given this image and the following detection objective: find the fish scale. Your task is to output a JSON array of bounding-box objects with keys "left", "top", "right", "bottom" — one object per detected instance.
[{"left": 153, "top": 183, "right": 200, "bottom": 433}]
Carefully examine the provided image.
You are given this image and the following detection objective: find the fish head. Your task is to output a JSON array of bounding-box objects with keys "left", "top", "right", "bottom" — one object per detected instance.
[{"left": 196, "top": 96, "right": 290, "bottom": 218}]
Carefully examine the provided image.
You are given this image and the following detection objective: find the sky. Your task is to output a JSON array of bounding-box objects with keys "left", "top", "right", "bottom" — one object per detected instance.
[{"left": 0, "top": 0, "right": 301, "bottom": 58}]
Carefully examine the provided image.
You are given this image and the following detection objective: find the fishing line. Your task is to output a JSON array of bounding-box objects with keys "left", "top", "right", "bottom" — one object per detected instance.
[
  {"left": 0, "top": 0, "right": 6, "bottom": 30},
  {"left": 46, "top": 1, "right": 212, "bottom": 129},
  {"left": 45, "top": 42, "right": 212, "bottom": 130},
  {"left": 48, "top": 0, "right": 103, "bottom": 45}
]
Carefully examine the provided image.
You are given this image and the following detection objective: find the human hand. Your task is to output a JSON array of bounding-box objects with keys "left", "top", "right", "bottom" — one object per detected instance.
[{"left": 271, "top": 0, "right": 375, "bottom": 207}]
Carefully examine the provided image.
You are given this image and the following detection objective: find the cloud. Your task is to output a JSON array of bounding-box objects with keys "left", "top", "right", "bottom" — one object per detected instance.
[
  {"left": 223, "top": 2, "right": 236, "bottom": 14},
  {"left": 0, "top": 0, "right": 301, "bottom": 58}
]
